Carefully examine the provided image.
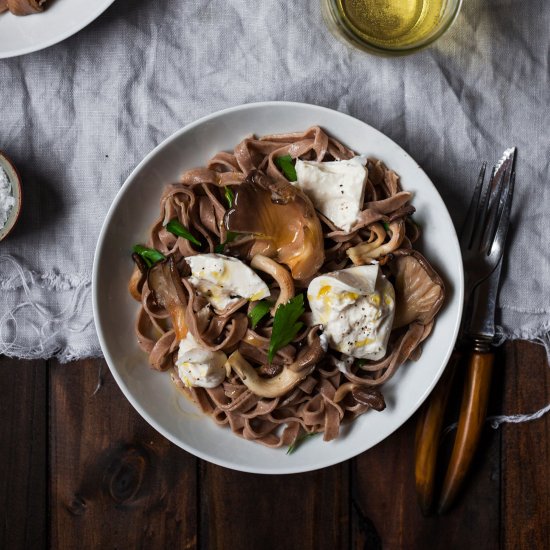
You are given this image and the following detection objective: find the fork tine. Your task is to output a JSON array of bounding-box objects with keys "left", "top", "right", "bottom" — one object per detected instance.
[
  {"left": 460, "top": 162, "right": 486, "bottom": 248},
  {"left": 490, "top": 170, "right": 515, "bottom": 259}
]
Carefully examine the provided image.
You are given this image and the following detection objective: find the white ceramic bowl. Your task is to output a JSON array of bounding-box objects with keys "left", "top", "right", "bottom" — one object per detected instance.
[
  {"left": 93, "top": 102, "right": 463, "bottom": 474},
  {"left": 0, "top": 151, "right": 22, "bottom": 242},
  {"left": 0, "top": 0, "right": 115, "bottom": 59}
]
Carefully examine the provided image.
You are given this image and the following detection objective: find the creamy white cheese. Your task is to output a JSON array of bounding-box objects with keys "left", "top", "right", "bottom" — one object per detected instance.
[
  {"left": 175, "top": 332, "right": 227, "bottom": 388},
  {"left": 307, "top": 264, "right": 395, "bottom": 360},
  {"left": 294, "top": 156, "right": 367, "bottom": 232},
  {"left": 185, "top": 253, "right": 270, "bottom": 311}
]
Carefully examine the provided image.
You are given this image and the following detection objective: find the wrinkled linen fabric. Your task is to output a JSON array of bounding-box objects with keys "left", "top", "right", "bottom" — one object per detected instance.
[{"left": 0, "top": 0, "right": 549, "bottom": 362}]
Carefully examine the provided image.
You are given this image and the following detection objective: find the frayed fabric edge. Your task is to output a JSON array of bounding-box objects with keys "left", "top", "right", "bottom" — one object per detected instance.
[
  {"left": 0, "top": 254, "right": 100, "bottom": 363},
  {"left": 495, "top": 323, "right": 550, "bottom": 363},
  {"left": 440, "top": 325, "right": 550, "bottom": 432},
  {"left": 1, "top": 345, "right": 103, "bottom": 364},
  {"left": 0, "top": 268, "right": 90, "bottom": 292}
]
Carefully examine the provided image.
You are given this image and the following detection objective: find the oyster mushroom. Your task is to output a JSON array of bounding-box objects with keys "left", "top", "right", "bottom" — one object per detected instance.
[
  {"left": 225, "top": 170, "right": 324, "bottom": 280},
  {"left": 228, "top": 329, "right": 325, "bottom": 397},
  {"left": 226, "top": 351, "right": 316, "bottom": 399},
  {"left": 391, "top": 250, "right": 445, "bottom": 328},
  {"left": 286, "top": 328, "right": 326, "bottom": 372},
  {"left": 347, "top": 220, "right": 405, "bottom": 264},
  {"left": 148, "top": 257, "right": 188, "bottom": 341},
  {"left": 347, "top": 222, "right": 385, "bottom": 259},
  {"left": 128, "top": 253, "right": 149, "bottom": 302},
  {"left": 333, "top": 382, "right": 357, "bottom": 403},
  {"left": 333, "top": 382, "right": 386, "bottom": 410},
  {"left": 351, "top": 387, "right": 386, "bottom": 410},
  {"left": 250, "top": 254, "right": 295, "bottom": 312}
]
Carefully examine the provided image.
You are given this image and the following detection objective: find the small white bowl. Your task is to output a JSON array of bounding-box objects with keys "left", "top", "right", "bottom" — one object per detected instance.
[{"left": 0, "top": 151, "right": 22, "bottom": 242}]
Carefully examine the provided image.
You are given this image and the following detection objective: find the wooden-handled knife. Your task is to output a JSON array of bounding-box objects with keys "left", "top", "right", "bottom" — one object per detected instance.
[
  {"left": 415, "top": 149, "right": 516, "bottom": 514},
  {"left": 437, "top": 252, "right": 504, "bottom": 512}
]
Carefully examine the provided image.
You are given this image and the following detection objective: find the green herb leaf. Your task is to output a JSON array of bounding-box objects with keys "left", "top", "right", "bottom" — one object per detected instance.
[
  {"left": 214, "top": 231, "right": 239, "bottom": 254},
  {"left": 132, "top": 245, "right": 166, "bottom": 268},
  {"left": 275, "top": 154, "right": 297, "bottom": 182},
  {"left": 268, "top": 294, "right": 305, "bottom": 363},
  {"left": 286, "top": 432, "right": 319, "bottom": 455},
  {"left": 165, "top": 219, "right": 202, "bottom": 247},
  {"left": 224, "top": 186, "right": 235, "bottom": 208},
  {"left": 226, "top": 231, "right": 238, "bottom": 242},
  {"left": 248, "top": 300, "right": 271, "bottom": 329},
  {"left": 382, "top": 221, "right": 390, "bottom": 232}
]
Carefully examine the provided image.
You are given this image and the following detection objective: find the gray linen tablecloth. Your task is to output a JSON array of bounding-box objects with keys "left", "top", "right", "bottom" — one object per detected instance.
[{"left": 0, "top": 0, "right": 549, "bottom": 364}]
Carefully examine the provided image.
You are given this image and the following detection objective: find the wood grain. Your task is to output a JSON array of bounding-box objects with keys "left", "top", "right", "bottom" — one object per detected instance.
[
  {"left": 438, "top": 349, "right": 495, "bottom": 513},
  {"left": 200, "top": 463, "right": 350, "bottom": 550},
  {"left": 501, "top": 341, "right": 550, "bottom": 550},
  {"left": 2, "top": 339, "right": 549, "bottom": 549},
  {"left": 415, "top": 352, "right": 459, "bottom": 515},
  {"left": 0, "top": 357, "right": 47, "bottom": 550},
  {"left": 49, "top": 358, "right": 198, "bottom": 550},
  {"left": 351, "top": 350, "right": 503, "bottom": 550}
]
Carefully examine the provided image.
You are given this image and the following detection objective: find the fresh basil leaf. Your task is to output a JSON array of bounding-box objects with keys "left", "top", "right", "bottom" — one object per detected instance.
[
  {"left": 275, "top": 154, "right": 297, "bottom": 182},
  {"left": 224, "top": 186, "right": 235, "bottom": 208},
  {"left": 286, "top": 432, "right": 319, "bottom": 455},
  {"left": 248, "top": 300, "right": 271, "bottom": 329},
  {"left": 132, "top": 245, "right": 165, "bottom": 268},
  {"left": 268, "top": 294, "right": 305, "bottom": 363},
  {"left": 165, "top": 219, "right": 202, "bottom": 246},
  {"left": 382, "top": 221, "right": 390, "bottom": 232}
]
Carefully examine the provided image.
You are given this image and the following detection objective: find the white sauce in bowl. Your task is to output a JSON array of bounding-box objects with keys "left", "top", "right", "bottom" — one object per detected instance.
[{"left": 0, "top": 167, "right": 15, "bottom": 229}]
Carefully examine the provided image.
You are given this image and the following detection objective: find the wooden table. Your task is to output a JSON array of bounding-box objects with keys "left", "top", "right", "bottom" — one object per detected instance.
[{"left": 1, "top": 341, "right": 548, "bottom": 549}]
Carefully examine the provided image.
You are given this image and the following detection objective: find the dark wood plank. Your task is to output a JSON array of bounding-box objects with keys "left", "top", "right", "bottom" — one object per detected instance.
[
  {"left": 38, "top": 340, "right": 549, "bottom": 549},
  {"left": 501, "top": 341, "right": 550, "bottom": 550},
  {"left": 49, "top": 358, "right": 198, "bottom": 549},
  {"left": 351, "top": 346, "right": 504, "bottom": 550},
  {"left": 352, "top": 421, "right": 500, "bottom": 549},
  {"left": 200, "top": 463, "right": 349, "bottom": 550},
  {"left": 0, "top": 356, "right": 47, "bottom": 550}
]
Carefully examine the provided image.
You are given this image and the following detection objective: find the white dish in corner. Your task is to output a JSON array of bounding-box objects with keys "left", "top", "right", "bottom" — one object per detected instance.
[
  {"left": 0, "top": 151, "right": 22, "bottom": 241},
  {"left": 0, "top": 0, "right": 115, "bottom": 59},
  {"left": 92, "top": 101, "right": 463, "bottom": 474}
]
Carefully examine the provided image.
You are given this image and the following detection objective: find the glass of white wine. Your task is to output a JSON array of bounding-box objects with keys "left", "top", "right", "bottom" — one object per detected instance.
[{"left": 321, "top": 0, "right": 462, "bottom": 55}]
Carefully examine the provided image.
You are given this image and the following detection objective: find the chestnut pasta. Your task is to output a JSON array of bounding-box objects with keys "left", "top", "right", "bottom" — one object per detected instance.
[{"left": 129, "top": 127, "right": 445, "bottom": 448}]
